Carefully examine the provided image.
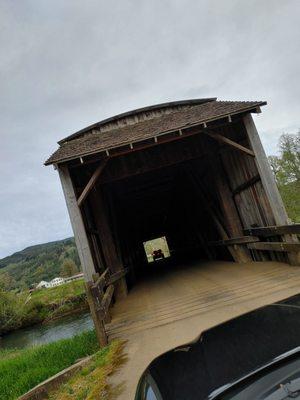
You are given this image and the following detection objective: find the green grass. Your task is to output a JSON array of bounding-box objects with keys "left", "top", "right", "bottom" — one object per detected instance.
[
  {"left": 0, "top": 330, "right": 99, "bottom": 400},
  {"left": 0, "top": 280, "right": 88, "bottom": 335},
  {"left": 31, "top": 279, "right": 85, "bottom": 303},
  {"left": 49, "top": 341, "right": 126, "bottom": 400}
]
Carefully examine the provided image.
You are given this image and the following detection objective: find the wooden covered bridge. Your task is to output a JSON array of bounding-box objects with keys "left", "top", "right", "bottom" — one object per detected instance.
[{"left": 46, "top": 98, "right": 300, "bottom": 346}]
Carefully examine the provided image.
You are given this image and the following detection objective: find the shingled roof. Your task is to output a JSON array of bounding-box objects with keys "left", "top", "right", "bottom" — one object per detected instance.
[{"left": 45, "top": 99, "right": 266, "bottom": 165}]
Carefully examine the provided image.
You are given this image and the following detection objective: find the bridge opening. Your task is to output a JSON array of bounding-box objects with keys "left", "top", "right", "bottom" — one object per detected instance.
[{"left": 143, "top": 236, "right": 171, "bottom": 263}]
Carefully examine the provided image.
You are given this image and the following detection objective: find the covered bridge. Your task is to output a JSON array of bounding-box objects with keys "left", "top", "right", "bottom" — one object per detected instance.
[{"left": 46, "top": 98, "right": 300, "bottom": 345}]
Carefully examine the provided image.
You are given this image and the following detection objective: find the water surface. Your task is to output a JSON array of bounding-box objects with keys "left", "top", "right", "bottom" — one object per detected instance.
[{"left": 0, "top": 311, "right": 93, "bottom": 350}]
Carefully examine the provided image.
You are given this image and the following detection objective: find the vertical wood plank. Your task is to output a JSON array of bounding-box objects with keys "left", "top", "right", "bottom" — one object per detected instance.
[
  {"left": 243, "top": 114, "right": 289, "bottom": 225},
  {"left": 85, "top": 282, "right": 108, "bottom": 347},
  {"left": 243, "top": 114, "right": 299, "bottom": 265},
  {"left": 58, "top": 164, "right": 108, "bottom": 346},
  {"left": 58, "top": 165, "right": 96, "bottom": 281},
  {"left": 213, "top": 160, "right": 252, "bottom": 263},
  {"left": 89, "top": 187, "right": 128, "bottom": 300}
]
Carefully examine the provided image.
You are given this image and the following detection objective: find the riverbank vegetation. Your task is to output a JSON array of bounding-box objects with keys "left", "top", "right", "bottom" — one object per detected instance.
[
  {"left": 269, "top": 132, "right": 300, "bottom": 222},
  {"left": 0, "top": 280, "right": 87, "bottom": 335},
  {"left": 49, "top": 340, "right": 126, "bottom": 400},
  {"left": 0, "top": 330, "right": 100, "bottom": 400}
]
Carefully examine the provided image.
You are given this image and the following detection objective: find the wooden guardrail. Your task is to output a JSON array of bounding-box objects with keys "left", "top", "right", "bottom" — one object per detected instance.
[
  {"left": 209, "top": 224, "right": 300, "bottom": 258},
  {"left": 86, "top": 267, "right": 128, "bottom": 347},
  {"left": 244, "top": 224, "right": 300, "bottom": 237},
  {"left": 248, "top": 242, "right": 300, "bottom": 252},
  {"left": 209, "top": 236, "right": 259, "bottom": 246}
]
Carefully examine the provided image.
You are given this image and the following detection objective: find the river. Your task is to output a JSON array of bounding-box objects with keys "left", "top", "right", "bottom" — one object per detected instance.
[{"left": 0, "top": 311, "right": 94, "bottom": 350}]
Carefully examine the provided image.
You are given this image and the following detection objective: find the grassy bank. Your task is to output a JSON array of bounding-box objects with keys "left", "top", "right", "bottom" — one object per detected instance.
[
  {"left": 0, "top": 330, "right": 99, "bottom": 400},
  {"left": 50, "top": 340, "right": 126, "bottom": 400},
  {"left": 0, "top": 280, "right": 87, "bottom": 335}
]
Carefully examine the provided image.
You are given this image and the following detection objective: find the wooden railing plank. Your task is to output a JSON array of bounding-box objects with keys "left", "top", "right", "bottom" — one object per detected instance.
[
  {"left": 92, "top": 268, "right": 109, "bottom": 291},
  {"left": 107, "top": 268, "right": 128, "bottom": 285},
  {"left": 101, "top": 284, "right": 114, "bottom": 313},
  {"left": 248, "top": 242, "right": 300, "bottom": 252},
  {"left": 209, "top": 236, "right": 259, "bottom": 246},
  {"left": 244, "top": 224, "right": 300, "bottom": 237}
]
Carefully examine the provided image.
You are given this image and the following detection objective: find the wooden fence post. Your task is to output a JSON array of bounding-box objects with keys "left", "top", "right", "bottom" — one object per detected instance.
[{"left": 85, "top": 282, "right": 108, "bottom": 347}]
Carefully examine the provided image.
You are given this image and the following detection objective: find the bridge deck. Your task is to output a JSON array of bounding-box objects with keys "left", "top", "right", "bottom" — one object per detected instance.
[{"left": 107, "top": 261, "right": 300, "bottom": 399}]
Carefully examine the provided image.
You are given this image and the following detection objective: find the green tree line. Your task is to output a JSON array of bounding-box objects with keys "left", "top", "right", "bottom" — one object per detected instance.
[
  {"left": 0, "top": 238, "right": 80, "bottom": 291},
  {"left": 268, "top": 131, "right": 300, "bottom": 222}
]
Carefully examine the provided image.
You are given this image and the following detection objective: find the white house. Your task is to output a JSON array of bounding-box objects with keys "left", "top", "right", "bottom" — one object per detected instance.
[
  {"left": 36, "top": 280, "right": 51, "bottom": 289},
  {"left": 36, "top": 277, "right": 65, "bottom": 289},
  {"left": 49, "top": 277, "right": 65, "bottom": 287}
]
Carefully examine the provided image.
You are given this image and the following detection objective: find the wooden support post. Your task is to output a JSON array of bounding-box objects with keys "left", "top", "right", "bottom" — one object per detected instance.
[
  {"left": 58, "top": 165, "right": 107, "bottom": 346},
  {"left": 185, "top": 164, "right": 249, "bottom": 263},
  {"left": 89, "top": 188, "right": 128, "bottom": 300},
  {"left": 213, "top": 161, "right": 253, "bottom": 263},
  {"left": 243, "top": 114, "right": 299, "bottom": 266},
  {"left": 58, "top": 165, "right": 96, "bottom": 281}
]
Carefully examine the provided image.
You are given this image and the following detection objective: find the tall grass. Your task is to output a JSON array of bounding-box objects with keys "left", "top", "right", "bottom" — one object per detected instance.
[
  {"left": 0, "top": 330, "right": 99, "bottom": 400},
  {"left": 32, "top": 280, "right": 85, "bottom": 303}
]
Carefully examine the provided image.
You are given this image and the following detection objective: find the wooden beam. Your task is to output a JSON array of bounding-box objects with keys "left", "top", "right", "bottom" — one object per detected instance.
[
  {"left": 185, "top": 164, "right": 251, "bottom": 263},
  {"left": 209, "top": 236, "right": 260, "bottom": 246},
  {"left": 89, "top": 188, "right": 128, "bottom": 300},
  {"left": 205, "top": 132, "right": 255, "bottom": 157},
  {"left": 77, "top": 159, "right": 108, "bottom": 207},
  {"left": 243, "top": 114, "right": 299, "bottom": 266},
  {"left": 92, "top": 268, "right": 109, "bottom": 292},
  {"left": 243, "top": 114, "right": 289, "bottom": 225},
  {"left": 101, "top": 284, "right": 114, "bottom": 313},
  {"left": 85, "top": 282, "right": 107, "bottom": 347},
  {"left": 232, "top": 174, "right": 261, "bottom": 196},
  {"left": 107, "top": 268, "right": 128, "bottom": 285},
  {"left": 58, "top": 165, "right": 96, "bottom": 282},
  {"left": 248, "top": 242, "right": 300, "bottom": 252},
  {"left": 212, "top": 159, "right": 253, "bottom": 263},
  {"left": 244, "top": 224, "right": 300, "bottom": 237}
]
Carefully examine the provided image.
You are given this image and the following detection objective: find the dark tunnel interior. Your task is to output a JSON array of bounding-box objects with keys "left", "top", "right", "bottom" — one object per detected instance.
[{"left": 102, "top": 160, "right": 233, "bottom": 288}]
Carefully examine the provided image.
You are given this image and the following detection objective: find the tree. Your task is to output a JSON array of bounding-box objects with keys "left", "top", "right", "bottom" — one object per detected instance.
[
  {"left": 60, "top": 258, "right": 78, "bottom": 278},
  {"left": 278, "top": 133, "right": 300, "bottom": 183},
  {"left": 268, "top": 132, "right": 300, "bottom": 222},
  {"left": 0, "top": 272, "right": 16, "bottom": 291}
]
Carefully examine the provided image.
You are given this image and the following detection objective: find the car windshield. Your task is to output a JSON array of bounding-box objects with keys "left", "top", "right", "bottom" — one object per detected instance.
[{"left": 218, "top": 357, "right": 300, "bottom": 400}]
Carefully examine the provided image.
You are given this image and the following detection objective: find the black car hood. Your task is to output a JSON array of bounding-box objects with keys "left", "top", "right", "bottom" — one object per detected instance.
[{"left": 146, "top": 294, "right": 300, "bottom": 400}]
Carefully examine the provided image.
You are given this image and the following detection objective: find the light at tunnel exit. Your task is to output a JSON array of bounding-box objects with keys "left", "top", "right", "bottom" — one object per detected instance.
[{"left": 143, "top": 236, "right": 171, "bottom": 263}]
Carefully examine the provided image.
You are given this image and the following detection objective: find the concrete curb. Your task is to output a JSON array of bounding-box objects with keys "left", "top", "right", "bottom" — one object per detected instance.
[{"left": 18, "top": 355, "right": 92, "bottom": 400}]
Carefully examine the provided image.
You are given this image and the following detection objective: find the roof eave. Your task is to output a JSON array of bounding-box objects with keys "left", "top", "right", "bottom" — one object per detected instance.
[
  {"left": 45, "top": 102, "right": 266, "bottom": 166},
  {"left": 57, "top": 98, "right": 217, "bottom": 145}
]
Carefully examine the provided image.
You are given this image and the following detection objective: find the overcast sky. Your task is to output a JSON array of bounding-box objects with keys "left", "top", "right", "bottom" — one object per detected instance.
[{"left": 0, "top": 0, "right": 299, "bottom": 258}]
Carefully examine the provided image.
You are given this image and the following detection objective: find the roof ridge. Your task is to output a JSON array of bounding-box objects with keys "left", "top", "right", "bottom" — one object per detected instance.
[{"left": 58, "top": 98, "right": 217, "bottom": 145}]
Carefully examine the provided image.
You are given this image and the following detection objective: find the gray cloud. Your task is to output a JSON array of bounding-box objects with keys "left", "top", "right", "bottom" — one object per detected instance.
[{"left": 0, "top": 0, "right": 299, "bottom": 257}]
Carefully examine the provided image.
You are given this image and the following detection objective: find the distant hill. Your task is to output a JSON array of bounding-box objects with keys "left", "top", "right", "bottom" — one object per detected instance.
[{"left": 0, "top": 238, "right": 80, "bottom": 291}]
